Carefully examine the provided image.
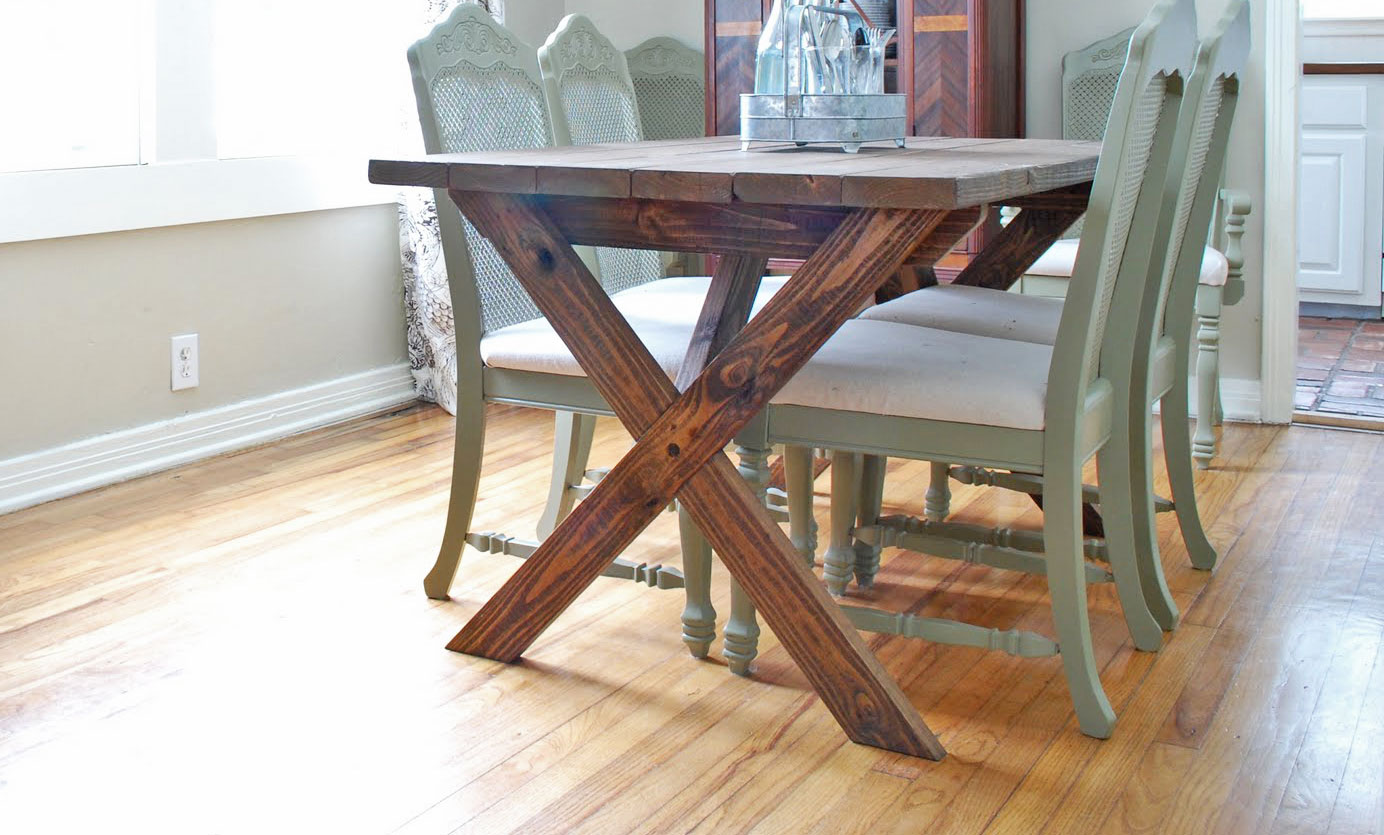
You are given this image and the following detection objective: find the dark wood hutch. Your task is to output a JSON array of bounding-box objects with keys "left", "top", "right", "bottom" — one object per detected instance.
[{"left": 704, "top": 1, "right": 1025, "bottom": 272}]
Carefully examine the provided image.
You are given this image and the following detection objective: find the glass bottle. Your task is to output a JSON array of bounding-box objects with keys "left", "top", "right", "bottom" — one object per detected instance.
[{"left": 755, "top": 0, "right": 797, "bottom": 94}]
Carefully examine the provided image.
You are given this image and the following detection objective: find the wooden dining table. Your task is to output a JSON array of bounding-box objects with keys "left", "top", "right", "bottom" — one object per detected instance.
[{"left": 369, "top": 135, "right": 1100, "bottom": 759}]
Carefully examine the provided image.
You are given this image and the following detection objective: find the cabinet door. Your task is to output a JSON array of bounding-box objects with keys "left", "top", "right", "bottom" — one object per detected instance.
[
  {"left": 1298, "top": 78, "right": 1384, "bottom": 310},
  {"left": 705, "top": 0, "right": 764, "bottom": 137},
  {"left": 909, "top": 0, "right": 971, "bottom": 137}
]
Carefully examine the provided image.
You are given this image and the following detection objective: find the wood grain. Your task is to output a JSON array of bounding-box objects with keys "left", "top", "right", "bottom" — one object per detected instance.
[
  {"left": 949, "top": 208, "right": 1085, "bottom": 290},
  {"left": 6, "top": 402, "right": 1384, "bottom": 832},
  {"left": 367, "top": 137, "right": 1101, "bottom": 210},
  {"left": 537, "top": 194, "right": 982, "bottom": 262},
  {"left": 674, "top": 254, "right": 768, "bottom": 392},
  {"left": 444, "top": 189, "right": 954, "bottom": 758}
]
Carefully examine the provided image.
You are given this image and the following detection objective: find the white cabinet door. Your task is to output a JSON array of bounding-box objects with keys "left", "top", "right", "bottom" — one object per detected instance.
[{"left": 1298, "top": 77, "right": 1384, "bottom": 309}]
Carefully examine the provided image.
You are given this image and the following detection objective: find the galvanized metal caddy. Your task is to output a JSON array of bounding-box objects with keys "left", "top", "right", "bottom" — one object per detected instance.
[{"left": 740, "top": 2, "right": 906, "bottom": 153}]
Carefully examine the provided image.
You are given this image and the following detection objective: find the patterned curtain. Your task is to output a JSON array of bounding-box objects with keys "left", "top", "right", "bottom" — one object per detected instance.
[{"left": 398, "top": 0, "right": 504, "bottom": 414}]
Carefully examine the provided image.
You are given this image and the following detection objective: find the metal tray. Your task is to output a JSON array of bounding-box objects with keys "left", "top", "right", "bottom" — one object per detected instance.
[{"left": 740, "top": 92, "right": 907, "bottom": 153}]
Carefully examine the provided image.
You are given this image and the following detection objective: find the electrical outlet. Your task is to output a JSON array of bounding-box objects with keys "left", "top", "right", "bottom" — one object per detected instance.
[{"left": 171, "top": 334, "right": 199, "bottom": 391}]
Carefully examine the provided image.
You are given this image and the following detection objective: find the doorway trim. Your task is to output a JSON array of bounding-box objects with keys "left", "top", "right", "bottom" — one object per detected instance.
[{"left": 1261, "top": 0, "right": 1301, "bottom": 423}]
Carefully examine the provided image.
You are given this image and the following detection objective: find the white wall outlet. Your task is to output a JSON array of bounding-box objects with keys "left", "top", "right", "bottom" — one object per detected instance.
[{"left": 171, "top": 334, "right": 199, "bottom": 391}]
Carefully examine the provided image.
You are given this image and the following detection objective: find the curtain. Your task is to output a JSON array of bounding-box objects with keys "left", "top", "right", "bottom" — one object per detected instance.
[{"left": 399, "top": 0, "right": 504, "bottom": 415}]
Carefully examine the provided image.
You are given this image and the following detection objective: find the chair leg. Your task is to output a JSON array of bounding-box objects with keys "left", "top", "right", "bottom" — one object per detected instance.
[
  {"left": 784, "top": 444, "right": 818, "bottom": 566},
  {"left": 723, "top": 430, "right": 772, "bottom": 674},
  {"left": 924, "top": 461, "right": 951, "bottom": 521},
  {"left": 854, "top": 454, "right": 886, "bottom": 589},
  {"left": 723, "top": 576, "right": 761, "bottom": 676},
  {"left": 1107, "top": 395, "right": 1178, "bottom": 637},
  {"left": 1043, "top": 459, "right": 1117, "bottom": 738},
  {"left": 1162, "top": 381, "right": 1220, "bottom": 571},
  {"left": 823, "top": 451, "right": 860, "bottom": 596},
  {"left": 423, "top": 396, "right": 487, "bottom": 600},
  {"left": 1193, "top": 285, "right": 1222, "bottom": 469},
  {"left": 676, "top": 503, "right": 717, "bottom": 659},
  {"left": 536, "top": 411, "right": 597, "bottom": 538}
]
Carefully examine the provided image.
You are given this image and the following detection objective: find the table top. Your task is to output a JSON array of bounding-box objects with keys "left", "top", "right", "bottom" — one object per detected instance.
[{"left": 368, "top": 135, "right": 1101, "bottom": 210}]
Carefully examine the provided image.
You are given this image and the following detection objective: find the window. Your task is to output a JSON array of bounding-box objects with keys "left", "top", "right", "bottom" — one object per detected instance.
[
  {"left": 0, "top": 0, "right": 465, "bottom": 243},
  {"left": 1303, "top": 0, "right": 1384, "bottom": 19},
  {"left": 213, "top": 0, "right": 419, "bottom": 160},
  {"left": 0, "top": 0, "right": 144, "bottom": 173}
]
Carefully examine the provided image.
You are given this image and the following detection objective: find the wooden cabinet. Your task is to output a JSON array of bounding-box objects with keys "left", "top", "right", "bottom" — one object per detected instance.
[
  {"left": 704, "top": 1, "right": 1024, "bottom": 141},
  {"left": 704, "top": 1, "right": 1023, "bottom": 267}
]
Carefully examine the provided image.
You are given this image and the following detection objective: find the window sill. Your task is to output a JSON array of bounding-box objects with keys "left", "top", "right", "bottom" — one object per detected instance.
[{"left": 0, "top": 155, "right": 400, "bottom": 245}]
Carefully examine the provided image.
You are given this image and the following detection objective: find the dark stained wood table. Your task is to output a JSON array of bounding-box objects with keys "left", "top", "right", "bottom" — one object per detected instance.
[{"left": 369, "top": 135, "right": 1100, "bottom": 759}]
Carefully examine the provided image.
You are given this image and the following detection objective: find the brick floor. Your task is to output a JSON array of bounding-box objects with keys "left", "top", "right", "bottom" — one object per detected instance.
[{"left": 1297, "top": 316, "right": 1384, "bottom": 420}]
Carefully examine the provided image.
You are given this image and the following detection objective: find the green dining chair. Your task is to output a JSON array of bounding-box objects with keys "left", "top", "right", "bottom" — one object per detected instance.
[
  {"left": 410, "top": 3, "right": 755, "bottom": 659},
  {"left": 856, "top": 0, "right": 1251, "bottom": 631},
  {"left": 715, "top": 0, "right": 1200, "bottom": 738},
  {"left": 624, "top": 36, "right": 706, "bottom": 142},
  {"left": 531, "top": 14, "right": 786, "bottom": 547}
]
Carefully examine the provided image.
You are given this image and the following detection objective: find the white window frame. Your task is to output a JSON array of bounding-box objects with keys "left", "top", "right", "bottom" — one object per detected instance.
[{"left": 0, "top": 0, "right": 401, "bottom": 245}]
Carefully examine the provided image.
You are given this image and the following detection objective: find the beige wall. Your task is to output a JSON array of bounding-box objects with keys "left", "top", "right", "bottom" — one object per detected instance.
[
  {"left": 505, "top": 0, "right": 566, "bottom": 49},
  {"left": 0, "top": 205, "right": 406, "bottom": 459},
  {"left": 1026, "top": 0, "right": 1268, "bottom": 384},
  {"left": 563, "top": 0, "right": 704, "bottom": 50}
]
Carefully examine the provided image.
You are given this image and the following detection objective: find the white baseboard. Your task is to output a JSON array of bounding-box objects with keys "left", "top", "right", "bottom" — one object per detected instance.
[
  {"left": 0, "top": 364, "right": 417, "bottom": 516},
  {"left": 1216, "top": 376, "right": 1265, "bottom": 423},
  {"left": 1155, "top": 374, "right": 1264, "bottom": 423}
]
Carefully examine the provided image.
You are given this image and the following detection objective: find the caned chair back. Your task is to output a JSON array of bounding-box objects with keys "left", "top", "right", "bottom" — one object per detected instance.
[
  {"left": 1059, "top": 28, "right": 1135, "bottom": 240},
  {"left": 408, "top": 3, "right": 550, "bottom": 342},
  {"left": 539, "top": 15, "right": 663, "bottom": 295},
  {"left": 1062, "top": 28, "right": 1136, "bottom": 142},
  {"left": 1051, "top": 0, "right": 1196, "bottom": 412},
  {"left": 1149, "top": 0, "right": 1250, "bottom": 343},
  {"left": 624, "top": 37, "right": 706, "bottom": 141}
]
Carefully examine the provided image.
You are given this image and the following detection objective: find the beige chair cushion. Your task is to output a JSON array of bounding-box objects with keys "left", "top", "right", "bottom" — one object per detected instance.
[
  {"left": 860, "top": 284, "right": 1064, "bottom": 344},
  {"left": 480, "top": 276, "right": 788, "bottom": 378},
  {"left": 772, "top": 320, "right": 1052, "bottom": 430},
  {"left": 1026, "top": 238, "right": 1230, "bottom": 286}
]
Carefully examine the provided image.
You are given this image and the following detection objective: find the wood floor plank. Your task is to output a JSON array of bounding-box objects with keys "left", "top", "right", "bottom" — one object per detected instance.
[
  {"left": 1096, "top": 742, "right": 1200, "bottom": 834},
  {"left": 4, "top": 403, "right": 1384, "bottom": 834}
]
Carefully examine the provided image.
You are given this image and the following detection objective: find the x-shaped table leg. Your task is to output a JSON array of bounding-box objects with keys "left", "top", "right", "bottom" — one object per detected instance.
[{"left": 446, "top": 189, "right": 978, "bottom": 759}]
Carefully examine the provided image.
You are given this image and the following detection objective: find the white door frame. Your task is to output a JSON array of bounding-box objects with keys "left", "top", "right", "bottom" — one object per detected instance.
[{"left": 1261, "top": 0, "right": 1301, "bottom": 424}]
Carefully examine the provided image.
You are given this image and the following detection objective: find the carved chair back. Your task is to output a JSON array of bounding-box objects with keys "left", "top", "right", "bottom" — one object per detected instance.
[
  {"left": 539, "top": 15, "right": 664, "bottom": 296},
  {"left": 624, "top": 37, "right": 706, "bottom": 141},
  {"left": 408, "top": 2, "right": 552, "bottom": 354}
]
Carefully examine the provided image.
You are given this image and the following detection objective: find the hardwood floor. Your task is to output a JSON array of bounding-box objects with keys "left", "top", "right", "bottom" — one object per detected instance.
[{"left": 1, "top": 402, "right": 1381, "bottom": 834}]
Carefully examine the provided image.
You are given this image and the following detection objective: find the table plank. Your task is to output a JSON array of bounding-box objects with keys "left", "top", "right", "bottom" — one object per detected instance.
[
  {"left": 536, "top": 195, "right": 982, "bottom": 262},
  {"left": 366, "top": 136, "right": 1103, "bottom": 210},
  {"left": 444, "top": 189, "right": 969, "bottom": 758}
]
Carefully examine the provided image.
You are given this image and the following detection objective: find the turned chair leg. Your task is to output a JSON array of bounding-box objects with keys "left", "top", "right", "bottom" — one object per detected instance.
[
  {"left": 676, "top": 503, "right": 717, "bottom": 659},
  {"left": 783, "top": 444, "right": 818, "bottom": 566},
  {"left": 924, "top": 461, "right": 951, "bottom": 521},
  {"left": 853, "top": 454, "right": 886, "bottom": 589},
  {"left": 1193, "top": 284, "right": 1222, "bottom": 470},
  {"left": 823, "top": 451, "right": 860, "bottom": 596},
  {"left": 536, "top": 411, "right": 597, "bottom": 538},
  {"left": 723, "top": 431, "right": 772, "bottom": 675}
]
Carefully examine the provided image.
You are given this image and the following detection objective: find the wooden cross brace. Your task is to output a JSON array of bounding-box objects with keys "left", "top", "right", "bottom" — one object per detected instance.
[{"left": 443, "top": 189, "right": 988, "bottom": 759}]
